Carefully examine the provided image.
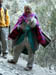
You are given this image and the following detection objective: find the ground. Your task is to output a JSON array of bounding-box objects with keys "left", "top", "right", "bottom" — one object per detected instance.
[{"left": 0, "top": 54, "right": 56, "bottom": 75}]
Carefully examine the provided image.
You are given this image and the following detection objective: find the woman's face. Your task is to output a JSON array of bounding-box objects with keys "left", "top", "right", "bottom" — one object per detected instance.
[{"left": 24, "top": 6, "right": 32, "bottom": 15}]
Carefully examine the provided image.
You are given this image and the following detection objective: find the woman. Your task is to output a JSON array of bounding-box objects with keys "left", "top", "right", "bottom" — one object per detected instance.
[{"left": 8, "top": 5, "right": 46, "bottom": 71}]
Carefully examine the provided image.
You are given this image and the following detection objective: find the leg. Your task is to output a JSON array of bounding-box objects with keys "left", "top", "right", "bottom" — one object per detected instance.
[
  {"left": 10, "top": 40, "right": 16, "bottom": 54},
  {"left": 27, "top": 43, "right": 34, "bottom": 68},
  {"left": 5, "top": 28, "right": 9, "bottom": 53},
  {"left": 24, "top": 37, "right": 34, "bottom": 70},
  {"left": 11, "top": 38, "right": 20, "bottom": 53},
  {"left": 0, "top": 28, "right": 2, "bottom": 54},
  {"left": 1, "top": 28, "right": 7, "bottom": 55},
  {"left": 13, "top": 43, "right": 24, "bottom": 62},
  {"left": 8, "top": 40, "right": 25, "bottom": 64}
]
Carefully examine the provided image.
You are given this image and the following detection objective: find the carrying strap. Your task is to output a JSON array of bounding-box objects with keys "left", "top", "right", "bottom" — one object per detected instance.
[
  {"left": 4, "top": 7, "right": 7, "bottom": 22},
  {"left": 4, "top": 8, "right": 6, "bottom": 15}
]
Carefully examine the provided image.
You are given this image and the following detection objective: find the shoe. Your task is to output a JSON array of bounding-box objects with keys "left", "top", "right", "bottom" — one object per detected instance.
[
  {"left": 2, "top": 52, "right": 8, "bottom": 56},
  {"left": 1, "top": 52, "right": 8, "bottom": 59},
  {"left": 8, "top": 59, "right": 16, "bottom": 64},
  {"left": 0, "top": 50, "right": 1, "bottom": 54},
  {"left": 24, "top": 66, "right": 32, "bottom": 71}
]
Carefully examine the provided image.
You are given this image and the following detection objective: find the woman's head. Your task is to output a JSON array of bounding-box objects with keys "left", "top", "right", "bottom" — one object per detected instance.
[{"left": 24, "top": 5, "right": 32, "bottom": 15}]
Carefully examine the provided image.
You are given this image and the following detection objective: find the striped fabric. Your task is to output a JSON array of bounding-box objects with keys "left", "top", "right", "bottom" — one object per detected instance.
[
  {"left": 14, "top": 13, "right": 46, "bottom": 45},
  {"left": 9, "top": 13, "right": 46, "bottom": 46}
]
